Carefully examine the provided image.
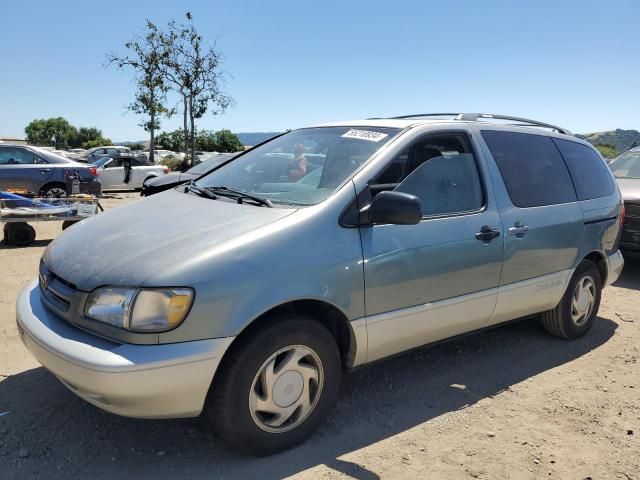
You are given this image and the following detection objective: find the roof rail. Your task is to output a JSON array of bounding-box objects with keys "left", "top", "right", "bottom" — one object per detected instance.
[{"left": 389, "top": 112, "right": 572, "bottom": 135}]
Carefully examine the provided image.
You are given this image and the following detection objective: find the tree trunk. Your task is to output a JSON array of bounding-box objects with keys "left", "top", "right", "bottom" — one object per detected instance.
[
  {"left": 182, "top": 96, "right": 189, "bottom": 152},
  {"left": 149, "top": 86, "right": 155, "bottom": 163},
  {"left": 149, "top": 101, "right": 155, "bottom": 164},
  {"left": 189, "top": 95, "right": 195, "bottom": 167}
]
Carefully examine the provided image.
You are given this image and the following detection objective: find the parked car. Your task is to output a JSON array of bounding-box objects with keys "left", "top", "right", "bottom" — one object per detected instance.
[
  {"left": 141, "top": 153, "right": 238, "bottom": 196},
  {"left": 93, "top": 155, "right": 168, "bottom": 191},
  {"left": 0, "top": 144, "right": 101, "bottom": 197},
  {"left": 143, "top": 149, "right": 186, "bottom": 163},
  {"left": 609, "top": 146, "right": 640, "bottom": 258},
  {"left": 74, "top": 146, "right": 132, "bottom": 163},
  {"left": 17, "top": 114, "right": 624, "bottom": 455}
]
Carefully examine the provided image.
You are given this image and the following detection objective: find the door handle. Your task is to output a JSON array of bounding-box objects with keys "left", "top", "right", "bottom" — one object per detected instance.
[
  {"left": 40, "top": 169, "right": 51, "bottom": 173},
  {"left": 508, "top": 222, "right": 529, "bottom": 238},
  {"left": 475, "top": 225, "right": 501, "bottom": 242}
]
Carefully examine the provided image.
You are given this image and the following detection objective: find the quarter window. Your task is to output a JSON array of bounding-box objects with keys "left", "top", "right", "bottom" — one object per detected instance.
[
  {"left": 481, "top": 131, "right": 577, "bottom": 208},
  {"left": 552, "top": 139, "right": 615, "bottom": 200}
]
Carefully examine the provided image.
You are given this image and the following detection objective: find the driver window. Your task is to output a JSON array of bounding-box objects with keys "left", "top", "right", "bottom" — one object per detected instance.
[{"left": 371, "top": 133, "right": 484, "bottom": 217}]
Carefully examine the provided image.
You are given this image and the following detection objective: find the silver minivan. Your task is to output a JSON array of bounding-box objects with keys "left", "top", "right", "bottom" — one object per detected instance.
[{"left": 17, "top": 113, "right": 624, "bottom": 455}]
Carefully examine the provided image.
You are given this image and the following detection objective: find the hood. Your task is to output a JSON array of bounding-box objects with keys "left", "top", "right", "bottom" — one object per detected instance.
[
  {"left": 146, "top": 172, "right": 186, "bottom": 187},
  {"left": 43, "top": 188, "right": 296, "bottom": 291},
  {"left": 616, "top": 178, "right": 640, "bottom": 203}
]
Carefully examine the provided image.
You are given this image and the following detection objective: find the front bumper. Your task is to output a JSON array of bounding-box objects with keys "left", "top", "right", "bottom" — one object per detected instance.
[
  {"left": 16, "top": 280, "right": 234, "bottom": 419},
  {"left": 605, "top": 250, "right": 624, "bottom": 285}
]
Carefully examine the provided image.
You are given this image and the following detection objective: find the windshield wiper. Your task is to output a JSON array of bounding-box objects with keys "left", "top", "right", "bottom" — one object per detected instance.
[
  {"left": 205, "top": 186, "right": 273, "bottom": 208},
  {"left": 187, "top": 182, "right": 218, "bottom": 200}
]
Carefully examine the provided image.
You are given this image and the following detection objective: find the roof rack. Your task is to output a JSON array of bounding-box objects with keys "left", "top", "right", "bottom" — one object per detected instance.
[{"left": 389, "top": 113, "right": 572, "bottom": 135}]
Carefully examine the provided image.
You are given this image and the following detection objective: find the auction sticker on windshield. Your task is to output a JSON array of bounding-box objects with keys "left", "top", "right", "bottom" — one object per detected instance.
[{"left": 341, "top": 129, "right": 389, "bottom": 142}]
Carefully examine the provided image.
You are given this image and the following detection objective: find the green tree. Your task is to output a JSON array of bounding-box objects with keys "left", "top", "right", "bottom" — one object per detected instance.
[
  {"left": 156, "top": 129, "right": 185, "bottom": 152},
  {"left": 195, "top": 129, "right": 243, "bottom": 152},
  {"left": 82, "top": 138, "right": 113, "bottom": 149},
  {"left": 24, "top": 117, "right": 76, "bottom": 148},
  {"left": 195, "top": 129, "right": 217, "bottom": 151},
  {"left": 160, "top": 12, "right": 233, "bottom": 165},
  {"left": 213, "top": 129, "right": 243, "bottom": 152},
  {"left": 106, "top": 20, "right": 172, "bottom": 163},
  {"left": 595, "top": 143, "right": 618, "bottom": 159},
  {"left": 69, "top": 126, "right": 108, "bottom": 148}
]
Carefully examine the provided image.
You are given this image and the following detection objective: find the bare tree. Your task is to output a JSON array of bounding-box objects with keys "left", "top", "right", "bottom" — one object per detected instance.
[
  {"left": 160, "top": 12, "right": 232, "bottom": 167},
  {"left": 106, "top": 20, "right": 171, "bottom": 163}
]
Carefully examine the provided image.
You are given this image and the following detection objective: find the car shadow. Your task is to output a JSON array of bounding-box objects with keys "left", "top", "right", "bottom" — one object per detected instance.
[
  {"left": 613, "top": 256, "right": 640, "bottom": 291},
  {"left": 0, "top": 239, "right": 52, "bottom": 250},
  {"left": 0, "top": 315, "right": 618, "bottom": 480}
]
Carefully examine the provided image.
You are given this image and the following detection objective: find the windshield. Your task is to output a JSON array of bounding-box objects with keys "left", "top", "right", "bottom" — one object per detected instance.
[
  {"left": 610, "top": 150, "right": 640, "bottom": 179},
  {"left": 187, "top": 155, "right": 235, "bottom": 174},
  {"left": 195, "top": 126, "right": 399, "bottom": 205}
]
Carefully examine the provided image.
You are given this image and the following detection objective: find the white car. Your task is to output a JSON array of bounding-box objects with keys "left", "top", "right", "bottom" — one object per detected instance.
[
  {"left": 144, "top": 150, "right": 186, "bottom": 162},
  {"left": 94, "top": 156, "right": 168, "bottom": 190}
]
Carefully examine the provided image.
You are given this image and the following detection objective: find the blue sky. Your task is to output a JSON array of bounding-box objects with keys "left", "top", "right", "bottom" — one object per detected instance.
[{"left": 1, "top": 0, "right": 639, "bottom": 140}]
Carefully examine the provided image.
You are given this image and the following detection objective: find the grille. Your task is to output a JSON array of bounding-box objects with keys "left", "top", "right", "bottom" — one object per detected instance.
[{"left": 39, "top": 262, "right": 86, "bottom": 321}]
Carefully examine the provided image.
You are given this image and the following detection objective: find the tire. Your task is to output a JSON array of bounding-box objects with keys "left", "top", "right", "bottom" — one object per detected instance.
[
  {"left": 206, "top": 314, "right": 342, "bottom": 455},
  {"left": 61, "top": 220, "right": 79, "bottom": 231},
  {"left": 7, "top": 223, "right": 36, "bottom": 247},
  {"left": 39, "top": 183, "right": 67, "bottom": 198},
  {"left": 541, "top": 260, "right": 602, "bottom": 339}
]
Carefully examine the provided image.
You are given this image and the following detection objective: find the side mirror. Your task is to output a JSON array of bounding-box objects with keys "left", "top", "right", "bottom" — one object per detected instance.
[{"left": 368, "top": 191, "right": 422, "bottom": 225}]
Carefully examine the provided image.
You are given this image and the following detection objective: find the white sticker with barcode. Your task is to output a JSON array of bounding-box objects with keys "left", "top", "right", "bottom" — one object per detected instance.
[
  {"left": 341, "top": 129, "right": 389, "bottom": 142},
  {"left": 77, "top": 203, "right": 97, "bottom": 217}
]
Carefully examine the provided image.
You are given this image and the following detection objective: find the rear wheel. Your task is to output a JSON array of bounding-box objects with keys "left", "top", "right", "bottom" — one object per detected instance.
[
  {"left": 206, "top": 314, "right": 342, "bottom": 455},
  {"left": 541, "top": 260, "right": 602, "bottom": 339},
  {"left": 61, "top": 220, "right": 79, "bottom": 231},
  {"left": 39, "top": 183, "right": 67, "bottom": 198}
]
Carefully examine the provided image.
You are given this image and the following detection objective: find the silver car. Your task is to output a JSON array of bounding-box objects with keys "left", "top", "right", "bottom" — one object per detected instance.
[{"left": 16, "top": 114, "right": 624, "bottom": 455}]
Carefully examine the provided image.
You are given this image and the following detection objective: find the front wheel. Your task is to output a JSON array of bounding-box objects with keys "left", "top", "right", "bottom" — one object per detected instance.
[
  {"left": 541, "top": 260, "right": 602, "bottom": 339},
  {"left": 206, "top": 314, "right": 342, "bottom": 455}
]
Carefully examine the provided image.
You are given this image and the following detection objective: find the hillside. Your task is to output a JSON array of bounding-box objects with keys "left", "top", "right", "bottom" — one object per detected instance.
[{"left": 578, "top": 129, "right": 640, "bottom": 155}]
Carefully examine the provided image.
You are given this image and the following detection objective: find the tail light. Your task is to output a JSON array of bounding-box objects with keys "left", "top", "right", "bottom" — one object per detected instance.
[
  {"left": 620, "top": 203, "right": 626, "bottom": 226},
  {"left": 163, "top": 166, "right": 169, "bottom": 174},
  {"left": 88, "top": 166, "right": 98, "bottom": 177}
]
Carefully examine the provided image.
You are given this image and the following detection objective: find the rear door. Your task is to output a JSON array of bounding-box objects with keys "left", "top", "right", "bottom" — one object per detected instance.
[{"left": 478, "top": 129, "right": 584, "bottom": 323}]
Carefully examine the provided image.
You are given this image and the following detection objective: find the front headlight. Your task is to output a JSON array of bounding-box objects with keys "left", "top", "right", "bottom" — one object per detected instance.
[{"left": 84, "top": 287, "right": 194, "bottom": 332}]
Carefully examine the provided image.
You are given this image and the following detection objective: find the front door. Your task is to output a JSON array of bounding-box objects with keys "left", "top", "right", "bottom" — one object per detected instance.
[
  {"left": 98, "top": 158, "right": 125, "bottom": 189},
  {"left": 361, "top": 132, "right": 504, "bottom": 362},
  {"left": 478, "top": 129, "right": 584, "bottom": 324}
]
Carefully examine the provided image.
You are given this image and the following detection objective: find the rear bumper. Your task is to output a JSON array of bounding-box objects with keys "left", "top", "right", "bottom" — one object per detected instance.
[
  {"left": 17, "top": 280, "right": 233, "bottom": 419},
  {"left": 605, "top": 250, "right": 624, "bottom": 285},
  {"left": 79, "top": 179, "right": 102, "bottom": 198}
]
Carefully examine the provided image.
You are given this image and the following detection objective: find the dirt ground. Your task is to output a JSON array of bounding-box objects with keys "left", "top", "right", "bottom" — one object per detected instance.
[{"left": 0, "top": 192, "right": 638, "bottom": 480}]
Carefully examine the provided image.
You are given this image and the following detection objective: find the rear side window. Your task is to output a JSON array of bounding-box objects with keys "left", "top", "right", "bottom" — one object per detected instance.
[
  {"left": 481, "top": 131, "right": 577, "bottom": 208},
  {"left": 552, "top": 139, "right": 615, "bottom": 200},
  {"left": 0, "top": 147, "right": 40, "bottom": 165}
]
